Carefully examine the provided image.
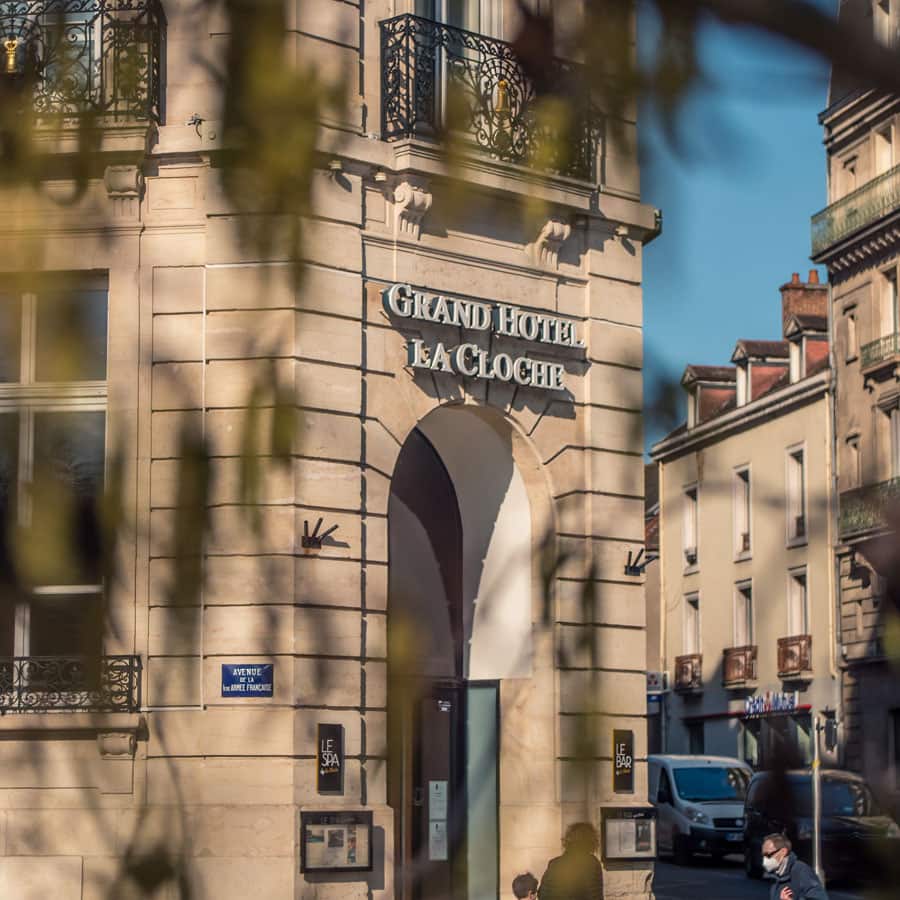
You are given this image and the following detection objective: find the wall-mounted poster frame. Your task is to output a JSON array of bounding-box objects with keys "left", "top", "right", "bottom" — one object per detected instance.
[
  {"left": 300, "top": 810, "right": 374, "bottom": 873},
  {"left": 599, "top": 807, "right": 657, "bottom": 862}
]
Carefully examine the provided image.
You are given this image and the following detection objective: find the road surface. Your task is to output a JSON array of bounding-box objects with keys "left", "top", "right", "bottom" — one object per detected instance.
[{"left": 652, "top": 857, "right": 865, "bottom": 900}]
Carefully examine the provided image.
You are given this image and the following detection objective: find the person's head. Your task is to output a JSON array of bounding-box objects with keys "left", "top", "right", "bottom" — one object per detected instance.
[
  {"left": 511, "top": 872, "right": 538, "bottom": 899},
  {"left": 563, "top": 822, "right": 600, "bottom": 856},
  {"left": 761, "top": 833, "right": 792, "bottom": 873}
]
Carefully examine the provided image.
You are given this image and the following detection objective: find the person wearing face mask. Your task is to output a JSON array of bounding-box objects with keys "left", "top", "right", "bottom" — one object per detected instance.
[{"left": 761, "top": 833, "right": 829, "bottom": 900}]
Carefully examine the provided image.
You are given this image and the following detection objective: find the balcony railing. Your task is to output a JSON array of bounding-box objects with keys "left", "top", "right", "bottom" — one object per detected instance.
[
  {"left": 0, "top": 0, "right": 164, "bottom": 121},
  {"left": 777, "top": 635, "right": 812, "bottom": 679},
  {"left": 839, "top": 477, "right": 900, "bottom": 538},
  {"left": 861, "top": 332, "right": 900, "bottom": 371},
  {"left": 723, "top": 645, "right": 757, "bottom": 687},
  {"left": 380, "top": 14, "right": 599, "bottom": 181},
  {"left": 674, "top": 653, "right": 702, "bottom": 693},
  {"left": 0, "top": 655, "right": 141, "bottom": 713},
  {"left": 811, "top": 162, "right": 900, "bottom": 257}
]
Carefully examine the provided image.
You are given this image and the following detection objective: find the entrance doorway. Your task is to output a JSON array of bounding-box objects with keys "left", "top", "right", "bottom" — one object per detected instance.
[{"left": 387, "top": 409, "right": 533, "bottom": 900}]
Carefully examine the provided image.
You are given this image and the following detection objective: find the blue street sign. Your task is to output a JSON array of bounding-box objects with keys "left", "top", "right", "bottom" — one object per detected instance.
[{"left": 221, "top": 663, "right": 274, "bottom": 697}]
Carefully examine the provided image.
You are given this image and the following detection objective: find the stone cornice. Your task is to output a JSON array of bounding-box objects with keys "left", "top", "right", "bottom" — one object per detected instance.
[
  {"left": 651, "top": 370, "right": 830, "bottom": 462},
  {"left": 816, "top": 213, "right": 900, "bottom": 279}
]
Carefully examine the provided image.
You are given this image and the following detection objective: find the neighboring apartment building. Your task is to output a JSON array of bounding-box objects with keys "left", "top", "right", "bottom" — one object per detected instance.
[
  {"left": 0, "top": 1, "right": 659, "bottom": 898},
  {"left": 651, "top": 273, "right": 840, "bottom": 769},
  {"left": 645, "top": 463, "right": 662, "bottom": 754},
  {"left": 811, "top": 0, "right": 900, "bottom": 812}
]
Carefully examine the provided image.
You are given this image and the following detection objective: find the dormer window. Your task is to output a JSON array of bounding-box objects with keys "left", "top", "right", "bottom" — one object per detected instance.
[
  {"left": 789, "top": 340, "right": 804, "bottom": 383},
  {"left": 736, "top": 365, "right": 748, "bottom": 406},
  {"left": 687, "top": 388, "right": 697, "bottom": 429}
]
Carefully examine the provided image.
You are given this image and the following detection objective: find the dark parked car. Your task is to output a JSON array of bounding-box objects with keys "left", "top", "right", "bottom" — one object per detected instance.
[{"left": 743, "top": 769, "right": 900, "bottom": 881}]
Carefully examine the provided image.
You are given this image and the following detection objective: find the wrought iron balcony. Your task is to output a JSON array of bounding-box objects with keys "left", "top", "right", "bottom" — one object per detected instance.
[
  {"left": 777, "top": 635, "right": 812, "bottom": 679},
  {"left": 811, "top": 162, "right": 900, "bottom": 258},
  {"left": 723, "top": 645, "right": 757, "bottom": 688},
  {"left": 674, "top": 653, "right": 702, "bottom": 693},
  {"left": 839, "top": 477, "right": 900, "bottom": 538},
  {"left": 861, "top": 332, "right": 900, "bottom": 373},
  {"left": 0, "top": 655, "right": 141, "bottom": 713},
  {"left": 380, "top": 13, "right": 599, "bottom": 181},
  {"left": 0, "top": 0, "right": 164, "bottom": 121}
]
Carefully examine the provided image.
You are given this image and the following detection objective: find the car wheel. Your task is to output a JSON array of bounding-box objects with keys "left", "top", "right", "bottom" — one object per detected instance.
[
  {"left": 744, "top": 842, "right": 762, "bottom": 880},
  {"left": 673, "top": 835, "right": 693, "bottom": 866}
]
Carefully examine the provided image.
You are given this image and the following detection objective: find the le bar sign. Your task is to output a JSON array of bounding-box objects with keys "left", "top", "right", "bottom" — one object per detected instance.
[
  {"left": 221, "top": 664, "right": 273, "bottom": 698},
  {"left": 318, "top": 723, "right": 345, "bottom": 795},
  {"left": 613, "top": 729, "right": 635, "bottom": 793},
  {"left": 382, "top": 283, "right": 583, "bottom": 393}
]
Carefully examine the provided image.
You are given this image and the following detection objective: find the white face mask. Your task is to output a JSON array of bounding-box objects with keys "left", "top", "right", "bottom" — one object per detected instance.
[{"left": 762, "top": 854, "right": 781, "bottom": 874}]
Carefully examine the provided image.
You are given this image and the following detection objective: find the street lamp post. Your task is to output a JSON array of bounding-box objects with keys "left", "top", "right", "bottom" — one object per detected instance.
[{"left": 812, "top": 713, "right": 824, "bottom": 884}]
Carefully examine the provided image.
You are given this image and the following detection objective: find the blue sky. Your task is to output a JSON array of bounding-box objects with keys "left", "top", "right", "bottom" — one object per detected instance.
[{"left": 639, "top": 7, "right": 832, "bottom": 451}]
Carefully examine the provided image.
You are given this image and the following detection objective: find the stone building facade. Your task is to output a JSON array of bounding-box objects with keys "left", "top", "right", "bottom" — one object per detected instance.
[
  {"left": 811, "top": 0, "right": 900, "bottom": 814},
  {"left": 651, "top": 274, "right": 839, "bottom": 770},
  {"left": 0, "top": 1, "right": 658, "bottom": 898}
]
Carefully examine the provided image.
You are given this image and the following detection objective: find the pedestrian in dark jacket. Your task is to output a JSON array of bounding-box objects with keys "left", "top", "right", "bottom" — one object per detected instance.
[
  {"left": 538, "top": 822, "right": 603, "bottom": 900},
  {"left": 762, "top": 833, "right": 829, "bottom": 900}
]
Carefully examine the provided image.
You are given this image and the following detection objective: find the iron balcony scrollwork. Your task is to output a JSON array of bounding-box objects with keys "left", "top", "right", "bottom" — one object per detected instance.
[
  {"left": 0, "top": 655, "right": 141, "bottom": 713},
  {"left": 839, "top": 476, "right": 900, "bottom": 538},
  {"left": 380, "top": 14, "right": 599, "bottom": 181},
  {"left": 0, "top": 0, "right": 165, "bottom": 121}
]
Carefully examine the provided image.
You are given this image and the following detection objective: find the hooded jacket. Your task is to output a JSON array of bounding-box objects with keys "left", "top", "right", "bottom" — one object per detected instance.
[{"left": 769, "top": 852, "right": 829, "bottom": 900}]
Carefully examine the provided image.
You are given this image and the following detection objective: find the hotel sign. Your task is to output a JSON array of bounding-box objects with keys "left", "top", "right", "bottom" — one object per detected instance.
[
  {"left": 744, "top": 690, "right": 798, "bottom": 718},
  {"left": 382, "top": 283, "right": 583, "bottom": 392}
]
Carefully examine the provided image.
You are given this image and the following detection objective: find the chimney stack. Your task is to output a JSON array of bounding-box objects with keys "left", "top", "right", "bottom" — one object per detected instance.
[{"left": 781, "top": 269, "right": 826, "bottom": 334}]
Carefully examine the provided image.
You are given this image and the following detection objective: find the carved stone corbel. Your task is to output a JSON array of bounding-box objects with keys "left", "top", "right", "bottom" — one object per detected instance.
[
  {"left": 97, "top": 731, "right": 137, "bottom": 759},
  {"left": 103, "top": 164, "right": 144, "bottom": 219},
  {"left": 394, "top": 177, "right": 432, "bottom": 241},
  {"left": 530, "top": 217, "right": 571, "bottom": 268}
]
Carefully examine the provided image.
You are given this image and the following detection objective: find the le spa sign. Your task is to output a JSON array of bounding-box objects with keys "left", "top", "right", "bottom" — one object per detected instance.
[{"left": 382, "top": 283, "right": 583, "bottom": 393}]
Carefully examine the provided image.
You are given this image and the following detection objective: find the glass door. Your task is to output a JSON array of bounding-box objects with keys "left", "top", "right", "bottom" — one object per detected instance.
[{"left": 416, "top": 0, "right": 502, "bottom": 36}]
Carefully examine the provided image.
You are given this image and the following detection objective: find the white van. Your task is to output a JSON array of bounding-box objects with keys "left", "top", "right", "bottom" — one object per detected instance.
[{"left": 648, "top": 755, "right": 752, "bottom": 864}]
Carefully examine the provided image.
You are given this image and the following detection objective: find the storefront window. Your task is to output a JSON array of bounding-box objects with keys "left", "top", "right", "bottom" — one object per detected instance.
[{"left": 741, "top": 720, "right": 761, "bottom": 768}]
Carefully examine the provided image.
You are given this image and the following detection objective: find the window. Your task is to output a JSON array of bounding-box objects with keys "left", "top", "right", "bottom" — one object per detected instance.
[
  {"left": 684, "top": 593, "right": 701, "bottom": 655},
  {"left": 0, "top": 275, "right": 107, "bottom": 660},
  {"left": 842, "top": 155, "right": 858, "bottom": 196},
  {"left": 736, "top": 365, "right": 748, "bottom": 406},
  {"left": 786, "top": 447, "right": 806, "bottom": 543},
  {"left": 683, "top": 485, "right": 698, "bottom": 567},
  {"left": 876, "top": 124, "right": 895, "bottom": 174},
  {"left": 892, "top": 409, "right": 900, "bottom": 479},
  {"left": 734, "top": 467, "right": 751, "bottom": 556},
  {"left": 881, "top": 267, "right": 899, "bottom": 337},
  {"left": 845, "top": 310, "right": 858, "bottom": 362},
  {"left": 734, "top": 582, "right": 754, "bottom": 647},
  {"left": 875, "top": 0, "right": 893, "bottom": 46},
  {"left": 417, "top": 0, "right": 503, "bottom": 37},
  {"left": 740, "top": 720, "right": 761, "bottom": 768},
  {"left": 686, "top": 389, "right": 698, "bottom": 429},
  {"left": 687, "top": 722, "right": 705, "bottom": 755},
  {"left": 847, "top": 435, "right": 862, "bottom": 488},
  {"left": 891, "top": 709, "right": 900, "bottom": 787},
  {"left": 789, "top": 341, "right": 803, "bottom": 383},
  {"left": 788, "top": 568, "right": 809, "bottom": 636},
  {"left": 657, "top": 768, "right": 673, "bottom": 803}
]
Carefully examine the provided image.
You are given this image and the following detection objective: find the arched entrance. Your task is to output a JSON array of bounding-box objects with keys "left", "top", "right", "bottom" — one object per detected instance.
[{"left": 387, "top": 406, "right": 538, "bottom": 900}]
